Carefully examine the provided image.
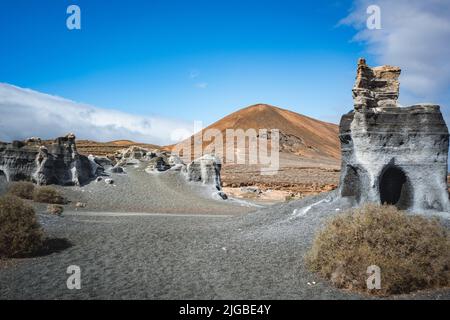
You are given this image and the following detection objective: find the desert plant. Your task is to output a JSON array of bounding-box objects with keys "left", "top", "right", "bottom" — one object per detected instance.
[
  {"left": 33, "top": 186, "right": 66, "bottom": 204},
  {"left": 7, "top": 181, "right": 35, "bottom": 200},
  {"left": 0, "top": 195, "right": 44, "bottom": 258},
  {"left": 306, "top": 204, "right": 450, "bottom": 295}
]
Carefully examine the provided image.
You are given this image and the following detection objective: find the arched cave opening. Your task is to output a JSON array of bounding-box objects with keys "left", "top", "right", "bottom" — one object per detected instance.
[{"left": 379, "top": 166, "right": 411, "bottom": 208}]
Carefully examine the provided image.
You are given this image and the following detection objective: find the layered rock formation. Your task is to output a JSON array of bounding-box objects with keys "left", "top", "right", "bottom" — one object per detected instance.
[
  {"left": 0, "top": 134, "right": 96, "bottom": 186},
  {"left": 186, "top": 154, "right": 223, "bottom": 191},
  {"left": 338, "top": 59, "right": 449, "bottom": 211},
  {"left": 114, "top": 146, "right": 157, "bottom": 166},
  {"left": 352, "top": 58, "right": 401, "bottom": 110},
  {"left": 112, "top": 145, "right": 226, "bottom": 197}
]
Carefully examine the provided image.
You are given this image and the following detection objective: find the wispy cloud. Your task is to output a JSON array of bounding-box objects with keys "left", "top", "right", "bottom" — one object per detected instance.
[
  {"left": 195, "top": 82, "right": 208, "bottom": 89},
  {"left": 189, "top": 69, "right": 200, "bottom": 79},
  {"left": 0, "top": 83, "right": 192, "bottom": 145},
  {"left": 341, "top": 0, "right": 450, "bottom": 102},
  {"left": 189, "top": 69, "right": 208, "bottom": 89}
]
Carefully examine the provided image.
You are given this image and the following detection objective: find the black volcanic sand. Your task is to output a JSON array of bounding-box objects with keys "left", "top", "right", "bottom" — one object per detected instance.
[
  {"left": 0, "top": 166, "right": 449, "bottom": 299},
  {"left": 57, "top": 163, "right": 257, "bottom": 215}
]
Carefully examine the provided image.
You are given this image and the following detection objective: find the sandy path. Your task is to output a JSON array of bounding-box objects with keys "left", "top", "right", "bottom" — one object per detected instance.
[{"left": 59, "top": 164, "right": 256, "bottom": 215}]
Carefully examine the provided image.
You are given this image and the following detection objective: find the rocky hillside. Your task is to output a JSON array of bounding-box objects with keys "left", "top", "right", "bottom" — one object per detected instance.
[{"left": 167, "top": 103, "right": 340, "bottom": 163}]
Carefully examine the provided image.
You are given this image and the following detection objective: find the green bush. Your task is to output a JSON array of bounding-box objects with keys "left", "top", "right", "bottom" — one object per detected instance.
[
  {"left": 0, "top": 195, "right": 44, "bottom": 258},
  {"left": 33, "top": 186, "right": 66, "bottom": 204},
  {"left": 306, "top": 204, "right": 450, "bottom": 295},
  {"left": 7, "top": 181, "right": 35, "bottom": 200}
]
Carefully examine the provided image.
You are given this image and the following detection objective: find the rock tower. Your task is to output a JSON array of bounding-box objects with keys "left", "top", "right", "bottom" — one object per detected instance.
[{"left": 338, "top": 58, "right": 449, "bottom": 211}]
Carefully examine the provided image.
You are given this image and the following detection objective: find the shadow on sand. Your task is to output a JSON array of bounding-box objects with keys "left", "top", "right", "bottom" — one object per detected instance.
[{"left": 36, "top": 238, "right": 73, "bottom": 256}]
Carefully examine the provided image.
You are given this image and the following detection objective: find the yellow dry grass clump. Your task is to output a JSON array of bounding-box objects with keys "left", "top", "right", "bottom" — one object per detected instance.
[
  {"left": 7, "top": 181, "right": 35, "bottom": 200},
  {"left": 306, "top": 204, "right": 450, "bottom": 295},
  {"left": 32, "top": 186, "right": 66, "bottom": 204},
  {"left": 0, "top": 195, "right": 44, "bottom": 258}
]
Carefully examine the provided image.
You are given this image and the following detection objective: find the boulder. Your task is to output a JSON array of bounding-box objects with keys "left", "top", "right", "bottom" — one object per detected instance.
[
  {"left": 168, "top": 154, "right": 184, "bottom": 166},
  {"left": 186, "top": 154, "right": 222, "bottom": 191},
  {"left": 146, "top": 156, "right": 171, "bottom": 172},
  {"left": 110, "top": 166, "right": 125, "bottom": 174},
  {"left": 216, "top": 191, "right": 228, "bottom": 200},
  {"left": 75, "top": 202, "right": 87, "bottom": 208}
]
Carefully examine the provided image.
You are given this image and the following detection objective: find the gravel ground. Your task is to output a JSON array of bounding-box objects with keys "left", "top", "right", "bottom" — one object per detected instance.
[
  {"left": 0, "top": 166, "right": 449, "bottom": 300},
  {"left": 1, "top": 189, "right": 449, "bottom": 299}
]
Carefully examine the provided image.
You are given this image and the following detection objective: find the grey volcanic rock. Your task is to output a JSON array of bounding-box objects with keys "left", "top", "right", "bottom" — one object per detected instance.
[
  {"left": 186, "top": 154, "right": 223, "bottom": 191},
  {"left": 0, "top": 134, "right": 96, "bottom": 186},
  {"left": 338, "top": 60, "right": 449, "bottom": 211},
  {"left": 168, "top": 154, "right": 184, "bottom": 166},
  {"left": 114, "top": 146, "right": 157, "bottom": 166},
  {"left": 146, "top": 156, "right": 171, "bottom": 172},
  {"left": 88, "top": 155, "right": 105, "bottom": 176},
  {"left": 92, "top": 156, "right": 113, "bottom": 168},
  {"left": 110, "top": 166, "right": 125, "bottom": 174}
]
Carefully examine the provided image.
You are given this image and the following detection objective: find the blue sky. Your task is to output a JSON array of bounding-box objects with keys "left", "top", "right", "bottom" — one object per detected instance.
[
  {"left": 1, "top": 0, "right": 449, "bottom": 143},
  {"left": 0, "top": 0, "right": 361, "bottom": 122}
]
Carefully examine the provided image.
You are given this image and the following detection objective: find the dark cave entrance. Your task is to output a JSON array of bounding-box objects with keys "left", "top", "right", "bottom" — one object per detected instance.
[{"left": 379, "top": 166, "right": 411, "bottom": 208}]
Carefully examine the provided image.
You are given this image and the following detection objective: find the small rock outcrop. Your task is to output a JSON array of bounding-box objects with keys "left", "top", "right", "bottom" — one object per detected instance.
[
  {"left": 186, "top": 154, "right": 223, "bottom": 191},
  {"left": 338, "top": 59, "right": 449, "bottom": 211},
  {"left": 146, "top": 156, "right": 171, "bottom": 172},
  {"left": 0, "top": 134, "right": 97, "bottom": 186},
  {"left": 114, "top": 146, "right": 156, "bottom": 166}
]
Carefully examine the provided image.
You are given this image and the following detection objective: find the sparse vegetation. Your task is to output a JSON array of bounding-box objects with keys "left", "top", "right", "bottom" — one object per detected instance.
[
  {"left": 0, "top": 195, "right": 44, "bottom": 258},
  {"left": 33, "top": 186, "right": 66, "bottom": 204},
  {"left": 7, "top": 181, "right": 35, "bottom": 200},
  {"left": 306, "top": 204, "right": 450, "bottom": 295}
]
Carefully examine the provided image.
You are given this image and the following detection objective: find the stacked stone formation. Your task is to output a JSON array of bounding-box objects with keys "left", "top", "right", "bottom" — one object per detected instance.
[
  {"left": 339, "top": 59, "right": 449, "bottom": 211},
  {"left": 352, "top": 58, "right": 401, "bottom": 110}
]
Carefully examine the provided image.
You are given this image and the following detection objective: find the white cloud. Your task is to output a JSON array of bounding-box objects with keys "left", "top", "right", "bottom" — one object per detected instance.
[
  {"left": 341, "top": 0, "right": 450, "bottom": 102},
  {"left": 0, "top": 83, "right": 193, "bottom": 145}
]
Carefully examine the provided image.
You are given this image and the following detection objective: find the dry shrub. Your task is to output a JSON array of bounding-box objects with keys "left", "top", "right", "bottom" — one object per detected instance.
[
  {"left": 0, "top": 195, "right": 44, "bottom": 258},
  {"left": 306, "top": 204, "right": 450, "bottom": 295},
  {"left": 7, "top": 181, "right": 35, "bottom": 200},
  {"left": 33, "top": 186, "right": 66, "bottom": 204}
]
